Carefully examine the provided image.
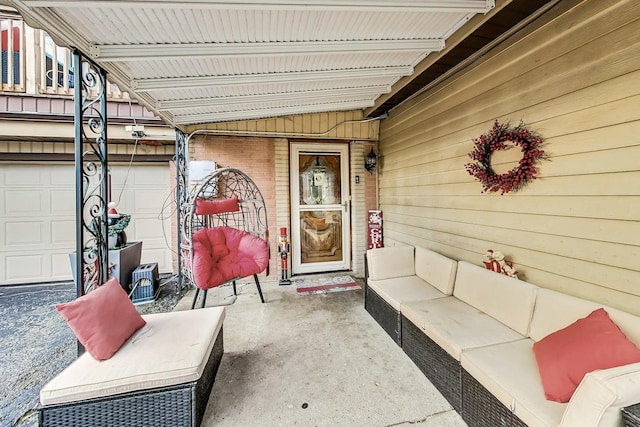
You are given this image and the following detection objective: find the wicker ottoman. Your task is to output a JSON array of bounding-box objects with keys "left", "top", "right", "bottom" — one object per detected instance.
[{"left": 39, "top": 307, "right": 225, "bottom": 427}]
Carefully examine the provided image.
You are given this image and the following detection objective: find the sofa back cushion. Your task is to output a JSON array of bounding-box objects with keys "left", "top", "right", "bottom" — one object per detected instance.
[
  {"left": 414, "top": 247, "right": 457, "bottom": 295},
  {"left": 453, "top": 261, "right": 537, "bottom": 336},
  {"left": 530, "top": 288, "right": 640, "bottom": 345},
  {"left": 367, "top": 245, "right": 414, "bottom": 281}
]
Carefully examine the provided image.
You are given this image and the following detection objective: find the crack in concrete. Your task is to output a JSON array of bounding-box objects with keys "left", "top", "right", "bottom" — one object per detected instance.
[
  {"left": 12, "top": 407, "right": 37, "bottom": 427},
  {"left": 383, "top": 409, "right": 455, "bottom": 426}
]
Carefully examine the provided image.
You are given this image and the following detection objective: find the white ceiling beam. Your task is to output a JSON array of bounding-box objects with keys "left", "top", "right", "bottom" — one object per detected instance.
[
  {"left": 90, "top": 39, "right": 445, "bottom": 62},
  {"left": 173, "top": 100, "right": 375, "bottom": 125},
  {"left": 132, "top": 66, "right": 412, "bottom": 92},
  {"left": 23, "top": 1, "right": 495, "bottom": 14},
  {"left": 156, "top": 85, "right": 390, "bottom": 111}
]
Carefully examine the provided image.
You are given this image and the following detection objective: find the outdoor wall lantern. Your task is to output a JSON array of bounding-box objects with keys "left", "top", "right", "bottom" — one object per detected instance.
[{"left": 365, "top": 148, "right": 377, "bottom": 174}]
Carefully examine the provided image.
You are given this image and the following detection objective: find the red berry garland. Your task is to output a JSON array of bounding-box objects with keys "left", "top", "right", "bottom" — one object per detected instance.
[{"left": 465, "top": 120, "right": 545, "bottom": 194}]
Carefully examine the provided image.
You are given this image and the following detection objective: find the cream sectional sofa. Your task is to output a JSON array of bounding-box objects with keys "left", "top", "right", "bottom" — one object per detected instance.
[
  {"left": 365, "top": 245, "right": 457, "bottom": 345},
  {"left": 365, "top": 246, "right": 640, "bottom": 427}
]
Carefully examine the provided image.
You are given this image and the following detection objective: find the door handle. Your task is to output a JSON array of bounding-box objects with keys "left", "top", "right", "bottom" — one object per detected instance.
[{"left": 342, "top": 201, "right": 349, "bottom": 212}]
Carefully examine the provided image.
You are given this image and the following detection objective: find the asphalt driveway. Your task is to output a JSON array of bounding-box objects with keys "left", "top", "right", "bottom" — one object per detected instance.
[{"left": 0, "top": 278, "right": 179, "bottom": 427}]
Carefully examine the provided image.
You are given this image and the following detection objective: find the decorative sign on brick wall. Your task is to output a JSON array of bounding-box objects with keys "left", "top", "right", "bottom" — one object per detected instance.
[{"left": 368, "top": 210, "right": 383, "bottom": 249}]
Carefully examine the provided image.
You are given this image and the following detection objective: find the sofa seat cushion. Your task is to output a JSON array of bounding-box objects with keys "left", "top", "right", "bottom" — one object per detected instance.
[
  {"left": 40, "top": 306, "right": 225, "bottom": 406},
  {"left": 461, "top": 339, "right": 566, "bottom": 427},
  {"left": 368, "top": 276, "right": 447, "bottom": 311},
  {"left": 401, "top": 297, "right": 525, "bottom": 360}
]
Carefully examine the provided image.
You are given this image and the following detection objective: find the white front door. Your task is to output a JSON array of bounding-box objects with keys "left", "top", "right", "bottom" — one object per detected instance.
[{"left": 290, "top": 143, "right": 350, "bottom": 274}]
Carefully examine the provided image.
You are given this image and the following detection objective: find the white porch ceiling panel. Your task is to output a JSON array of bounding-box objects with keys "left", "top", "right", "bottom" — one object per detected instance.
[{"left": 6, "top": 0, "right": 495, "bottom": 127}]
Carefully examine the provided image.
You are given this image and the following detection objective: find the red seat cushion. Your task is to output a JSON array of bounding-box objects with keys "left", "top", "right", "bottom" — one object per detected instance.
[{"left": 192, "top": 226, "right": 269, "bottom": 290}]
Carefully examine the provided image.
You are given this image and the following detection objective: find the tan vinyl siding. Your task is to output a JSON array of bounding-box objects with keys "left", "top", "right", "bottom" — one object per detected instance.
[
  {"left": 274, "top": 137, "right": 291, "bottom": 279},
  {"left": 350, "top": 141, "right": 366, "bottom": 276},
  {"left": 186, "top": 110, "right": 379, "bottom": 141},
  {"left": 377, "top": 0, "right": 640, "bottom": 314}
]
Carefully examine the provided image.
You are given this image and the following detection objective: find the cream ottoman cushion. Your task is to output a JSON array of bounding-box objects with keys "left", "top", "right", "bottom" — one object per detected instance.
[{"left": 40, "top": 306, "right": 225, "bottom": 406}]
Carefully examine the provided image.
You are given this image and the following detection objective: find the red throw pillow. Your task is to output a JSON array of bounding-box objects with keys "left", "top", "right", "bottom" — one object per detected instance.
[
  {"left": 56, "top": 277, "right": 146, "bottom": 361},
  {"left": 195, "top": 197, "right": 240, "bottom": 215},
  {"left": 533, "top": 308, "right": 640, "bottom": 402}
]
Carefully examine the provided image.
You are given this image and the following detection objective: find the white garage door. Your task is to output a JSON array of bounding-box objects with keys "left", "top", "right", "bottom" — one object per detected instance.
[{"left": 0, "top": 163, "right": 173, "bottom": 285}]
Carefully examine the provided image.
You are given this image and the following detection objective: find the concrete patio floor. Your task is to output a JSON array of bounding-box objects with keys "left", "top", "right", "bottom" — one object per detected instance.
[
  {"left": 4, "top": 275, "right": 467, "bottom": 427},
  {"left": 180, "top": 277, "right": 467, "bottom": 427}
]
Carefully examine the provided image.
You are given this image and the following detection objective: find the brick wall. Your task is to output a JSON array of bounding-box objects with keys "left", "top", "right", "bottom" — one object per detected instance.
[{"left": 191, "top": 135, "right": 278, "bottom": 280}]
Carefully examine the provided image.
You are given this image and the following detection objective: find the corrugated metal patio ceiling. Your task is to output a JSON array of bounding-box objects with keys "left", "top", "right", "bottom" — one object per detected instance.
[{"left": 1, "top": 0, "right": 519, "bottom": 128}]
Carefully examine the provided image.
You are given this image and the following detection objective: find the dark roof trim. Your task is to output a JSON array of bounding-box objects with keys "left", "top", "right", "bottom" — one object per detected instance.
[{"left": 366, "top": 0, "right": 556, "bottom": 117}]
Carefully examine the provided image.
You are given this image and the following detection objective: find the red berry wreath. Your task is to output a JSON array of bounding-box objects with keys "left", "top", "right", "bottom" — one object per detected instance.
[{"left": 465, "top": 120, "right": 545, "bottom": 194}]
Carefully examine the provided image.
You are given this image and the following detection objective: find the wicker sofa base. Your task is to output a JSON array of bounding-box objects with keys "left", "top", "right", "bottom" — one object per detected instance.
[
  {"left": 39, "top": 329, "right": 224, "bottom": 427},
  {"left": 624, "top": 403, "right": 640, "bottom": 427},
  {"left": 401, "top": 314, "right": 462, "bottom": 412},
  {"left": 461, "top": 366, "right": 527, "bottom": 427},
  {"left": 365, "top": 285, "right": 401, "bottom": 346}
]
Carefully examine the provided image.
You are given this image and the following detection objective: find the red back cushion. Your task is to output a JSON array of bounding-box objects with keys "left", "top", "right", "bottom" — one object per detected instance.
[
  {"left": 56, "top": 277, "right": 146, "bottom": 361},
  {"left": 195, "top": 197, "right": 240, "bottom": 215},
  {"left": 533, "top": 308, "right": 640, "bottom": 402}
]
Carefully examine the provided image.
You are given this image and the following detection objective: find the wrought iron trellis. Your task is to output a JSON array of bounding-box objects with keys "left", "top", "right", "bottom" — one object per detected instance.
[
  {"left": 175, "top": 129, "right": 189, "bottom": 293},
  {"left": 73, "top": 49, "right": 109, "bottom": 302}
]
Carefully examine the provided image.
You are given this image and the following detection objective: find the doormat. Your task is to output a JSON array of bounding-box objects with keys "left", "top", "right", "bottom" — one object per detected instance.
[{"left": 295, "top": 275, "right": 361, "bottom": 296}]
